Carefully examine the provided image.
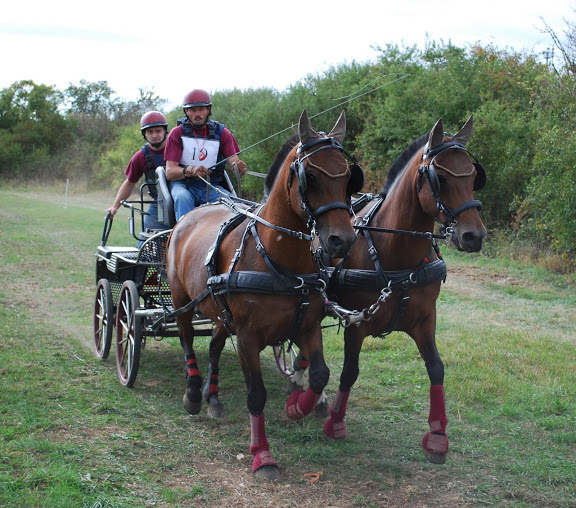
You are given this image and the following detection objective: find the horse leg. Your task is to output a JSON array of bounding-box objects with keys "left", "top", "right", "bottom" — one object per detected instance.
[
  {"left": 287, "top": 354, "right": 328, "bottom": 418},
  {"left": 286, "top": 346, "right": 329, "bottom": 421},
  {"left": 240, "top": 342, "right": 280, "bottom": 480},
  {"left": 286, "top": 352, "right": 308, "bottom": 393},
  {"left": 178, "top": 311, "right": 203, "bottom": 415},
  {"left": 203, "top": 325, "right": 227, "bottom": 418},
  {"left": 323, "top": 327, "right": 363, "bottom": 440},
  {"left": 417, "top": 336, "right": 449, "bottom": 464}
]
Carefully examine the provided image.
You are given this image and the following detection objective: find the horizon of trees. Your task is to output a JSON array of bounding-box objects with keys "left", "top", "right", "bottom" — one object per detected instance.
[{"left": 1, "top": 17, "right": 576, "bottom": 263}]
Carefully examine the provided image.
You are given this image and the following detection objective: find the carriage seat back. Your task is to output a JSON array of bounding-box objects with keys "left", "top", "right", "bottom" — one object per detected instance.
[{"left": 155, "top": 166, "right": 177, "bottom": 228}]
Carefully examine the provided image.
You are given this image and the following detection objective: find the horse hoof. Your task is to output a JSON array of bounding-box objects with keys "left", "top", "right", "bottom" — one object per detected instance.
[
  {"left": 423, "top": 449, "right": 447, "bottom": 465},
  {"left": 182, "top": 393, "right": 202, "bottom": 415},
  {"left": 207, "top": 400, "right": 225, "bottom": 418},
  {"left": 254, "top": 465, "right": 280, "bottom": 480},
  {"left": 313, "top": 401, "right": 329, "bottom": 419}
]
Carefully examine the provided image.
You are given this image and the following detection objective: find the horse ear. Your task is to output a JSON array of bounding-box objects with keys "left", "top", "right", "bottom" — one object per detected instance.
[
  {"left": 298, "top": 109, "right": 318, "bottom": 145},
  {"left": 327, "top": 110, "right": 346, "bottom": 144},
  {"left": 428, "top": 118, "right": 445, "bottom": 150},
  {"left": 454, "top": 114, "right": 474, "bottom": 145}
]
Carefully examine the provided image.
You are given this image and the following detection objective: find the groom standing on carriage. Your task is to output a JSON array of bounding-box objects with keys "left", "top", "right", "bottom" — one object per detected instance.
[{"left": 164, "top": 89, "right": 248, "bottom": 221}]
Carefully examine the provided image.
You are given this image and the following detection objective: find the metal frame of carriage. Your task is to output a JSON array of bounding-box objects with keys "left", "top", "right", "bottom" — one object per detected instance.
[
  {"left": 93, "top": 167, "right": 297, "bottom": 386},
  {"left": 92, "top": 168, "right": 216, "bottom": 386}
]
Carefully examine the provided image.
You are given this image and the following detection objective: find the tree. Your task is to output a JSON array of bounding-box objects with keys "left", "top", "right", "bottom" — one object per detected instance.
[{"left": 0, "top": 80, "right": 71, "bottom": 179}]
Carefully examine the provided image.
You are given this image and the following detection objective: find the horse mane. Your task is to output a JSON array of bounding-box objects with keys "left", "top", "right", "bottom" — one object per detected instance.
[
  {"left": 262, "top": 133, "right": 299, "bottom": 203},
  {"left": 380, "top": 133, "right": 429, "bottom": 198}
]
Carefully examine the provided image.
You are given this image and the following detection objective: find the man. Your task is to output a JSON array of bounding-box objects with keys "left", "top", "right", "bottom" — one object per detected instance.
[
  {"left": 105, "top": 111, "right": 168, "bottom": 233},
  {"left": 164, "top": 89, "right": 247, "bottom": 221}
]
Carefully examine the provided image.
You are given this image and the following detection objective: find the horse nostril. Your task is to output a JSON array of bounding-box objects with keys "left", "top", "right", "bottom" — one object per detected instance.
[
  {"left": 327, "top": 235, "right": 343, "bottom": 252},
  {"left": 327, "top": 234, "right": 355, "bottom": 258},
  {"left": 461, "top": 231, "right": 484, "bottom": 252}
]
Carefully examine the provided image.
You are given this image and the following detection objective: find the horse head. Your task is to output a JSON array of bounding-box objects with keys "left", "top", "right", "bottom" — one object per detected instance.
[
  {"left": 417, "top": 115, "right": 487, "bottom": 252},
  {"left": 267, "top": 109, "right": 361, "bottom": 259}
]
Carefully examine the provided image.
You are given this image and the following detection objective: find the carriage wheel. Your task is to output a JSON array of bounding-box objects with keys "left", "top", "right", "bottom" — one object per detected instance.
[
  {"left": 94, "top": 278, "right": 114, "bottom": 360},
  {"left": 115, "top": 280, "right": 142, "bottom": 387},
  {"left": 273, "top": 343, "right": 298, "bottom": 377}
]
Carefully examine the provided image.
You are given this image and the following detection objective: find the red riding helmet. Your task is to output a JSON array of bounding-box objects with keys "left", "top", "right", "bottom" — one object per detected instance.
[
  {"left": 140, "top": 111, "right": 168, "bottom": 133},
  {"left": 182, "top": 89, "right": 212, "bottom": 109}
]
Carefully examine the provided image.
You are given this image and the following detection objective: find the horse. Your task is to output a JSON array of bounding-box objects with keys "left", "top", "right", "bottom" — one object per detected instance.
[
  {"left": 165, "top": 109, "right": 364, "bottom": 480},
  {"left": 293, "top": 115, "right": 487, "bottom": 464}
]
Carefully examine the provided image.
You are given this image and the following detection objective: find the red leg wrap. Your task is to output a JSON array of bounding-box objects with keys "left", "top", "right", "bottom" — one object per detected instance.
[
  {"left": 422, "top": 385, "right": 449, "bottom": 454},
  {"left": 286, "top": 387, "right": 320, "bottom": 420},
  {"left": 185, "top": 353, "right": 200, "bottom": 378},
  {"left": 209, "top": 373, "right": 219, "bottom": 394},
  {"left": 323, "top": 389, "right": 350, "bottom": 439},
  {"left": 249, "top": 414, "right": 277, "bottom": 472}
]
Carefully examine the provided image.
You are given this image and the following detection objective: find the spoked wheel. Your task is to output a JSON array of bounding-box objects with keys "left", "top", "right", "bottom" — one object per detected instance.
[
  {"left": 94, "top": 278, "right": 114, "bottom": 360},
  {"left": 273, "top": 342, "right": 298, "bottom": 377},
  {"left": 115, "top": 280, "right": 142, "bottom": 387}
]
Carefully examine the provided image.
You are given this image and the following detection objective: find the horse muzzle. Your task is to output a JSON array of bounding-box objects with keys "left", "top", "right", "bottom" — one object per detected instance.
[
  {"left": 451, "top": 225, "right": 487, "bottom": 252},
  {"left": 318, "top": 226, "right": 357, "bottom": 259}
]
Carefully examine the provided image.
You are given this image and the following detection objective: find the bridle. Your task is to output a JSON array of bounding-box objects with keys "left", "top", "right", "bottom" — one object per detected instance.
[
  {"left": 417, "top": 138, "right": 485, "bottom": 232},
  {"left": 288, "top": 136, "right": 360, "bottom": 230}
]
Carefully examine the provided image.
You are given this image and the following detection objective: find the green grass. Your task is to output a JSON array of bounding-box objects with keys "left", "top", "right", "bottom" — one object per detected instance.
[{"left": 1, "top": 188, "right": 576, "bottom": 507}]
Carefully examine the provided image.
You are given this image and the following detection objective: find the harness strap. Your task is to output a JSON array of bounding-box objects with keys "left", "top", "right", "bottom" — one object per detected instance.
[
  {"left": 249, "top": 220, "right": 321, "bottom": 290},
  {"left": 220, "top": 198, "right": 313, "bottom": 241},
  {"left": 153, "top": 287, "right": 212, "bottom": 328},
  {"left": 382, "top": 283, "right": 410, "bottom": 336},
  {"left": 448, "top": 199, "right": 482, "bottom": 221},
  {"left": 141, "top": 144, "right": 162, "bottom": 199},
  {"left": 332, "top": 195, "right": 385, "bottom": 286},
  {"left": 208, "top": 271, "right": 324, "bottom": 295},
  {"left": 328, "top": 258, "right": 447, "bottom": 291}
]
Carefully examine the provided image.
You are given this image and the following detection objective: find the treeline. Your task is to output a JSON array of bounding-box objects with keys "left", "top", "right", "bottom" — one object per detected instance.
[{"left": 2, "top": 25, "right": 576, "bottom": 264}]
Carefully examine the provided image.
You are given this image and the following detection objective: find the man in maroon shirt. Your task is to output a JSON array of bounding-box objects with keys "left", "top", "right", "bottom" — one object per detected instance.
[
  {"left": 105, "top": 111, "right": 168, "bottom": 232},
  {"left": 164, "top": 89, "right": 247, "bottom": 221}
]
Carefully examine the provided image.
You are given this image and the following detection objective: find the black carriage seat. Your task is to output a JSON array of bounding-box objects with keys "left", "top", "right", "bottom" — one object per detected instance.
[{"left": 155, "top": 166, "right": 238, "bottom": 229}]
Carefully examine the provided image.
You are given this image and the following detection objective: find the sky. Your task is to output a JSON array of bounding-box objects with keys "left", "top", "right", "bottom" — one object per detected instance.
[{"left": 2, "top": 0, "right": 575, "bottom": 110}]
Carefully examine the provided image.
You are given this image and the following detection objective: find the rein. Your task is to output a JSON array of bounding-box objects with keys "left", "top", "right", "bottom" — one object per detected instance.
[
  {"left": 352, "top": 195, "right": 452, "bottom": 241},
  {"left": 220, "top": 196, "right": 314, "bottom": 241},
  {"left": 354, "top": 225, "right": 450, "bottom": 240}
]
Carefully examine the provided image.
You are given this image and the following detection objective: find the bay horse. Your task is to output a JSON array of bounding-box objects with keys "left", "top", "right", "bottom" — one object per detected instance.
[
  {"left": 165, "top": 109, "right": 364, "bottom": 479},
  {"left": 294, "top": 115, "right": 487, "bottom": 464}
]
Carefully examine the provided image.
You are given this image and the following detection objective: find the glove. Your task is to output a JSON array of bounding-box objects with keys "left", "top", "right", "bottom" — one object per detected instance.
[
  {"left": 232, "top": 160, "right": 247, "bottom": 176},
  {"left": 184, "top": 165, "right": 209, "bottom": 178}
]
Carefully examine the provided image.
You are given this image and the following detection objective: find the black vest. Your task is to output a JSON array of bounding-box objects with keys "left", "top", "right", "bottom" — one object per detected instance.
[{"left": 178, "top": 118, "right": 226, "bottom": 181}]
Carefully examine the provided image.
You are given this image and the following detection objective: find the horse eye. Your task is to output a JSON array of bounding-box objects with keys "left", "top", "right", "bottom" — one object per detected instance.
[
  {"left": 306, "top": 172, "right": 317, "bottom": 187},
  {"left": 437, "top": 174, "right": 447, "bottom": 185}
]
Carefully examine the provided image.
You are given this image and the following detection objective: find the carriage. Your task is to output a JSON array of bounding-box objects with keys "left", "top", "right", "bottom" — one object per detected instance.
[{"left": 93, "top": 168, "right": 203, "bottom": 386}]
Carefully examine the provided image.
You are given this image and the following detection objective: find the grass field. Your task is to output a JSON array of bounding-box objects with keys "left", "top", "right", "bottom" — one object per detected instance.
[{"left": 1, "top": 187, "right": 575, "bottom": 507}]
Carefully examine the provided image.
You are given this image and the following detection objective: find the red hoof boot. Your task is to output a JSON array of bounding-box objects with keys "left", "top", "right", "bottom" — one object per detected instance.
[
  {"left": 422, "top": 431, "right": 448, "bottom": 464},
  {"left": 286, "top": 390, "right": 305, "bottom": 420},
  {"left": 252, "top": 450, "right": 279, "bottom": 480},
  {"left": 323, "top": 418, "right": 347, "bottom": 440},
  {"left": 285, "top": 388, "right": 320, "bottom": 421}
]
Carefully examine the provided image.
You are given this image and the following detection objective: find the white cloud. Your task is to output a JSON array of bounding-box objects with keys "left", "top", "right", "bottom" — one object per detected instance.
[{"left": 2, "top": 0, "right": 574, "bottom": 108}]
